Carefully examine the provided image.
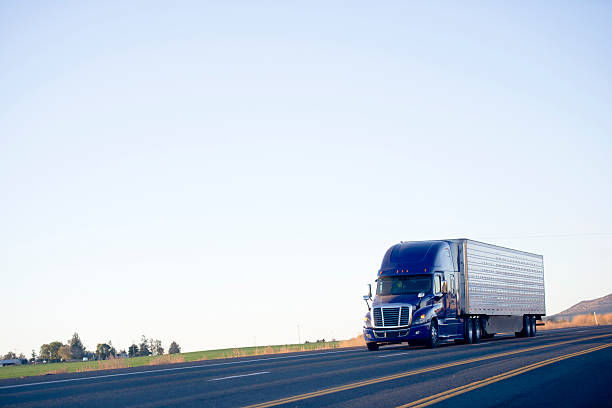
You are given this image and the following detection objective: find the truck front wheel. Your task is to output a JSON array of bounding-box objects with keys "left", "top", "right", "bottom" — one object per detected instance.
[
  {"left": 426, "top": 321, "right": 439, "bottom": 348},
  {"left": 367, "top": 342, "right": 379, "bottom": 351}
]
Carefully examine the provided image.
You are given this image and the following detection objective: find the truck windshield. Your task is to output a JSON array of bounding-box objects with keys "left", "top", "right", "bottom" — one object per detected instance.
[{"left": 376, "top": 275, "right": 432, "bottom": 296}]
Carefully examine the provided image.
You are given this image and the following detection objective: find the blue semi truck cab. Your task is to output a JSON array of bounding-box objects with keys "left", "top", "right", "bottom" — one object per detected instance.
[{"left": 362, "top": 239, "right": 545, "bottom": 350}]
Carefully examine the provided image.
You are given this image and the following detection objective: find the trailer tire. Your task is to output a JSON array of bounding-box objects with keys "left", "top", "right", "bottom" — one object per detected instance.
[
  {"left": 426, "top": 320, "right": 439, "bottom": 349},
  {"left": 524, "top": 315, "right": 532, "bottom": 337},
  {"left": 464, "top": 318, "right": 473, "bottom": 344},
  {"left": 366, "top": 342, "right": 379, "bottom": 351},
  {"left": 530, "top": 316, "right": 537, "bottom": 337},
  {"left": 472, "top": 319, "right": 481, "bottom": 343}
]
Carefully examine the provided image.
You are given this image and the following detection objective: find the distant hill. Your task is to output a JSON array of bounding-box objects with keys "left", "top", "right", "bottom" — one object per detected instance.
[{"left": 548, "top": 293, "right": 612, "bottom": 320}]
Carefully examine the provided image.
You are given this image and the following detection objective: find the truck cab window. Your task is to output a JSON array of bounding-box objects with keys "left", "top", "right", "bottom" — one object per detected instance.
[{"left": 376, "top": 275, "right": 432, "bottom": 296}]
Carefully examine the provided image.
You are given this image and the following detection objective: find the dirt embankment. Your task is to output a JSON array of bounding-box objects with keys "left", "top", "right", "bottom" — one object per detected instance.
[{"left": 541, "top": 313, "right": 612, "bottom": 330}]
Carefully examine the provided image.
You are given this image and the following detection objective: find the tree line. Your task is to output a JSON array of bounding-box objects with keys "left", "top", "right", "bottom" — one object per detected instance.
[{"left": 2, "top": 333, "right": 181, "bottom": 364}]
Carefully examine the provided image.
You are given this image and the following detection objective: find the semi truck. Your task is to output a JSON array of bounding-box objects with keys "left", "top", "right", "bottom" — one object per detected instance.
[{"left": 362, "top": 239, "right": 545, "bottom": 350}]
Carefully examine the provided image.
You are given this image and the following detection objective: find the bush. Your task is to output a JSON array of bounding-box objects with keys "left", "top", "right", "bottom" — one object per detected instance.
[{"left": 169, "top": 341, "right": 181, "bottom": 354}]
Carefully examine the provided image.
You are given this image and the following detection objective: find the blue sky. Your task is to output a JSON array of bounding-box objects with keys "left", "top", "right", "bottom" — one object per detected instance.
[{"left": 1, "top": 1, "right": 611, "bottom": 355}]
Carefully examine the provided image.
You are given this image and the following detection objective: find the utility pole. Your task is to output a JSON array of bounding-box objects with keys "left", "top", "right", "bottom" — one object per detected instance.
[{"left": 297, "top": 324, "right": 301, "bottom": 344}]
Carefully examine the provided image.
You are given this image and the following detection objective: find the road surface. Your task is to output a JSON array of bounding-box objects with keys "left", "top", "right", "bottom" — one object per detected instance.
[{"left": 1, "top": 325, "right": 611, "bottom": 407}]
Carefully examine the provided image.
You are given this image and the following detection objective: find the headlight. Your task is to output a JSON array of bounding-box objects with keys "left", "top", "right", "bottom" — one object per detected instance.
[
  {"left": 364, "top": 312, "right": 372, "bottom": 328},
  {"left": 413, "top": 313, "right": 427, "bottom": 325}
]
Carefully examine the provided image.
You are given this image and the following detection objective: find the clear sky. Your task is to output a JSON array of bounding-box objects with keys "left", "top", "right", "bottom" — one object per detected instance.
[{"left": 1, "top": 1, "right": 611, "bottom": 356}]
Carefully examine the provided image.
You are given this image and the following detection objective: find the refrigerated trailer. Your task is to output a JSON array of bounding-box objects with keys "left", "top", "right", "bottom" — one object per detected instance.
[{"left": 362, "top": 239, "right": 545, "bottom": 350}]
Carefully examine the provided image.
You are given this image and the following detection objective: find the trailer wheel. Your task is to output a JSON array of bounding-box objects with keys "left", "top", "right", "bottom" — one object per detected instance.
[
  {"left": 472, "top": 319, "right": 481, "bottom": 344},
  {"left": 366, "top": 342, "right": 379, "bottom": 351},
  {"left": 530, "top": 316, "right": 537, "bottom": 337},
  {"left": 426, "top": 321, "right": 439, "bottom": 349},
  {"left": 464, "top": 318, "right": 474, "bottom": 344},
  {"left": 524, "top": 315, "right": 532, "bottom": 337}
]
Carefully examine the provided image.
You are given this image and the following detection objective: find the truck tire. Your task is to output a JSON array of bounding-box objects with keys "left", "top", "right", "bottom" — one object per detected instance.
[
  {"left": 426, "top": 321, "right": 439, "bottom": 349},
  {"left": 464, "top": 318, "right": 474, "bottom": 344},
  {"left": 524, "top": 315, "right": 532, "bottom": 337},
  {"left": 530, "top": 316, "right": 537, "bottom": 337},
  {"left": 472, "top": 319, "right": 481, "bottom": 344},
  {"left": 367, "top": 342, "right": 379, "bottom": 351}
]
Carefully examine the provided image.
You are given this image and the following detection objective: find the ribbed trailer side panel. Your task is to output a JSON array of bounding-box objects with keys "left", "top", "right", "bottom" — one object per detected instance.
[{"left": 464, "top": 240, "right": 545, "bottom": 316}]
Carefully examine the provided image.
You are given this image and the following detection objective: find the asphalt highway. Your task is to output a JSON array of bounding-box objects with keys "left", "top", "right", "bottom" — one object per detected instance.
[{"left": 1, "top": 325, "right": 611, "bottom": 408}]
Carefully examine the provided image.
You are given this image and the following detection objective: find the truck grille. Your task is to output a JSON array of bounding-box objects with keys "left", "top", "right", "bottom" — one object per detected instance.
[
  {"left": 400, "top": 306, "right": 411, "bottom": 325},
  {"left": 373, "top": 308, "right": 383, "bottom": 326},
  {"left": 373, "top": 305, "right": 412, "bottom": 327},
  {"left": 383, "top": 308, "right": 399, "bottom": 326}
]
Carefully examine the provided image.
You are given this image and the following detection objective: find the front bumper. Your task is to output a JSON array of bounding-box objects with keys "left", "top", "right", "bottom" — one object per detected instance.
[{"left": 363, "top": 323, "right": 430, "bottom": 343}]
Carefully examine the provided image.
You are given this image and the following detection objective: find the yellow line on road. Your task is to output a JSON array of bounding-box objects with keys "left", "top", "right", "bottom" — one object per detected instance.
[
  {"left": 397, "top": 342, "right": 612, "bottom": 408},
  {"left": 242, "top": 333, "right": 612, "bottom": 408}
]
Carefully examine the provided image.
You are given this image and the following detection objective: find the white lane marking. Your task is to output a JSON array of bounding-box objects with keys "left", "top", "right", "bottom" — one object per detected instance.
[
  {"left": 0, "top": 349, "right": 359, "bottom": 390},
  {"left": 379, "top": 352, "right": 411, "bottom": 358},
  {"left": 208, "top": 371, "right": 269, "bottom": 382}
]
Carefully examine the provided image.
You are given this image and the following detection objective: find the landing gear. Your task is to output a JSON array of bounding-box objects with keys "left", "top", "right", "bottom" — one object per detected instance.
[
  {"left": 367, "top": 342, "right": 379, "bottom": 351},
  {"left": 516, "top": 315, "right": 532, "bottom": 338}
]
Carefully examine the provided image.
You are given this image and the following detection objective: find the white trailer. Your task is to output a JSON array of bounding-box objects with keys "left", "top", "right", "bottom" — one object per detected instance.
[{"left": 450, "top": 239, "right": 545, "bottom": 334}]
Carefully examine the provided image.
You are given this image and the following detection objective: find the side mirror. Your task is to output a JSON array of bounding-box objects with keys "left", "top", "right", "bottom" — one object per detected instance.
[
  {"left": 363, "top": 284, "right": 372, "bottom": 311},
  {"left": 441, "top": 281, "right": 448, "bottom": 294},
  {"left": 416, "top": 292, "right": 425, "bottom": 309}
]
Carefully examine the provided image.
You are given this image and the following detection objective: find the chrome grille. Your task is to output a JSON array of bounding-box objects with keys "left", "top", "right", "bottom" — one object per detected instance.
[
  {"left": 373, "top": 305, "right": 412, "bottom": 328},
  {"left": 373, "top": 308, "right": 383, "bottom": 326},
  {"left": 383, "top": 308, "right": 400, "bottom": 326},
  {"left": 400, "top": 307, "right": 411, "bottom": 325}
]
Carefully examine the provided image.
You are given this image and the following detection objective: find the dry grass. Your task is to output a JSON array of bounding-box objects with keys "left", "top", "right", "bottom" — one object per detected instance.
[
  {"left": 541, "top": 313, "right": 612, "bottom": 330},
  {"left": 217, "top": 343, "right": 341, "bottom": 360},
  {"left": 77, "top": 357, "right": 129, "bottom": 372},
  {"left": 339, "top": 335, "right": 366, "bottom": 348},
  {"left": 260, "top": 346, "right": 274, "bottom": 355},
  {"left": 148, "top": 354, "right": 185, "bottom": 366},
  {"left": 46, "top": 367, "right": 68, "bottom": 375}
]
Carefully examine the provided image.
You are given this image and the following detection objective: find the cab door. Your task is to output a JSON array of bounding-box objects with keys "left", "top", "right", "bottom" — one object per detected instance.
[
  {"left": 433, "top": 273, "right": 451, "bottom": 336},
  {"left": 443, "top": 272, "right": 461, "bottom": 336},
  {"left": 446, "top": 273, "right": 458, "bottom": 318}
]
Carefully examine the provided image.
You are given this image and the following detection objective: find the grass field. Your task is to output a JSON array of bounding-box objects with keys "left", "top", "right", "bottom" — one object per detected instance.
[
  {"left": 9, "top": 315, "right": 606, "bottom": 380},
  {"left": 0, "top": 341, "right": 342, "bottom": 380}
]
